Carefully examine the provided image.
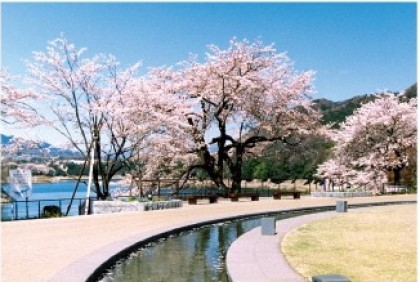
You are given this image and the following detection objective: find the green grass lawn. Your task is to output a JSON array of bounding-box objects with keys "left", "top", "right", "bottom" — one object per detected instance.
[{"left": 282, "top": 205, "right": 416, "bottom": 282}]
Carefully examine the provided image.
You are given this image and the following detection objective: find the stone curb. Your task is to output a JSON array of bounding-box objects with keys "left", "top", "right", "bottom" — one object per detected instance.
[
  {"left": 2, "top": 195, "right": 415, "bottom": 282},
  {"left": 226, "top": 212, "right": 337, "bottom": 282}
]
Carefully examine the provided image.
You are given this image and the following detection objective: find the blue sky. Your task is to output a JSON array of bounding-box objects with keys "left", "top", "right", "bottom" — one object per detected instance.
[{"left": 1, "top": 2, "right": 417, "bottom": 144}]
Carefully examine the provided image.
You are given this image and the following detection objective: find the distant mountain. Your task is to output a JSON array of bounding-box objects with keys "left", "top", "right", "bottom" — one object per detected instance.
[
  {"left": 313, "top": 94, "right": 376, "bottom": 126},
  {"left": 1, "top": 134, "right": 82, "bottom": 161},
  {"left": 314, "top": 84, "right": 416, "bottom": 127},
  {"left": 404, "top": 83, "right": 417, "bottom": 99}
]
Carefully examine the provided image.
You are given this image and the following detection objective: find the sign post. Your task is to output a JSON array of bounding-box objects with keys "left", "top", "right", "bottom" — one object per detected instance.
[
  {"left": 9, "top": 169, "right": 32, "bottom": 199},
  {"left": 85, "top": 135, "right": 98, "bottom": 215},
  {"left": 9, "top": 168, "right": 32, "bottom": 219}
]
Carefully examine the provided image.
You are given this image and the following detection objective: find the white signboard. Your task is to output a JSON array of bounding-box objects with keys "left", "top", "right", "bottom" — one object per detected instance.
[{"left": 9, "top": 169, "right": 32, "bottom": 198}]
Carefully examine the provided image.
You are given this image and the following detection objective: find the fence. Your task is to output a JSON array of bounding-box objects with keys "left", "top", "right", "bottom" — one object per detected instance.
[
  {"left": 137, "top": 178, "right": 316, "bottom": 195},
  {"left": 1, "top": 197, "right": 95, "bottom": 221},
  {"left": 169, "top": 187, "right": 307, "bottom": 199},
  {"left": 1, "top": 181, "right": 314, "bottom": 221}
]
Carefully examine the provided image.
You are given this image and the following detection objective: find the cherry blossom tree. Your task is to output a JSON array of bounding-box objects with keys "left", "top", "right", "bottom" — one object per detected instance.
[
  {"left": 315, "top": 155, "right": 355, "bottom": 191},
  {"left": 23, "top": 36, "right": 143, "bottom": 199},
  {"left": 1, "top": 136, "right": 47, "bottom": 161},
  {"left": 103, "top": 69, "right": 194, "bottom": 194},
  {"left": 317, "top": 93, "right": 417, "bottom": 192},
  {"left": 1, "top": 69, "right": 39, "bottom": 125},
  {"left": 150, "top": 39, "right": 322, "bottom": 193}
]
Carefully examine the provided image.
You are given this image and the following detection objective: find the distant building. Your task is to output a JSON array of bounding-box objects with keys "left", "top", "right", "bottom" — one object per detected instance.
[{"left": 65, "top": 159, "right": 85, "bottom": 165}]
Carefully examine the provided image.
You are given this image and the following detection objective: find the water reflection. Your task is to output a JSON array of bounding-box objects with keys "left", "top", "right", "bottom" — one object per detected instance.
[{"left": 99, "top": 212, "right": 310, "bottom": 282}]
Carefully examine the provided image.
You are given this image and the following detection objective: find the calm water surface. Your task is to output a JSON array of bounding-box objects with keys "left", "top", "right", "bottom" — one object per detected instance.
[
  {"left": 3, "top": 181, "right": 93, "bottom": 199},
  {"left": 2, "top": 181, "right": 96, "bottom": 219},
  {"left": 99, "top": 212, "right": 311, "bottom": 282}
]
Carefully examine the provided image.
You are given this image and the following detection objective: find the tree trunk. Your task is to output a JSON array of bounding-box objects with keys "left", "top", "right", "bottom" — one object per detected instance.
[
  {"left": 228, "top": 145, "right": 244, "bottom": 194},
  {"left": 102, "top": 178, "right": 110, "bottom": 199},
  {"left": 392, "top": 150, "right": 405, "bottom": 186},
  {"left": 93, "top": 173, "right": 104, "bottom": 199},
  {"left": 137, "top": 179, "right": 144, "bottom": 198},
  {"left": 206, "top": 171, "right": 228, "bottom": 196},
  {"left": 393, "top": 167, "right": 402, "bottom": 185},
  {"left": 230, "top": 159, "right": 243, "bottom": 193},
  {"left": 211, "top": 174, "right": 227, "bottom": 189},
  {"left": 231, "top": 177, "right": 242, "bottom": 193}
]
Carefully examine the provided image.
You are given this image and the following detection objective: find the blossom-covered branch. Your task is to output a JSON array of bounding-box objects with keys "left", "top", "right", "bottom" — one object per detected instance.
[{"left": 316, "top": 93, "right": 417, "bottom": 192}]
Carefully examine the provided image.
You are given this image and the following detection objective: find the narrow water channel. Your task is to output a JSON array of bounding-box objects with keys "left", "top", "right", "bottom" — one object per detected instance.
[{"left": 98, "top": 209, "right": 319, "bottom": 282}]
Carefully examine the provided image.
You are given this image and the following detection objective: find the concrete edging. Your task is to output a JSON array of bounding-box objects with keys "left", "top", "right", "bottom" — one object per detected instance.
[
  {"left": 226, "top": 212, "right": 337, "bottom": 282},
  {"left": 52, "top": 201, "right": 416, "bottom": 282},
  {"left": 92, "top": 199, "right": 183, "bottom": 214},
  {"left": 226, "top": 201, "right": 417, "bottom": 282},
  {"left": 50, "top": 207, "right": 327, "bottom": 282},
  {"left": 3, "top": 196, "right": 414, "bottom": 282}
]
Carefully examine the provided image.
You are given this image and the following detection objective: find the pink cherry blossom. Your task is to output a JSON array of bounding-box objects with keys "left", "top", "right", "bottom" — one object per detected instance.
[
  {"left": 141, "top": 39, "right": 322, "bottom": 192},
  {"left": 317, "top": 93, "right": 416, "bottom": 192}
]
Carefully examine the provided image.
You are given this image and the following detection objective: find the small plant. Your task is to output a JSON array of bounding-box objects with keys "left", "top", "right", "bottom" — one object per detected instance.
[
  {"left": 42, "top": 205, "right": 62, "bottom": 218},
  {"left": 152, "top": 196, "right": 166, "bottom": 202},
  {"left": 128, "top": 196, "right": 138, "bottom": 202}
]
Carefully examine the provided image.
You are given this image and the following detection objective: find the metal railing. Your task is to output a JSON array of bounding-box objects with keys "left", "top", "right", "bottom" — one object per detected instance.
[
  {"left": 1, "top": 188, "right": 282, "bottom": 221},
  {"left": 172, "top": 187, "right": 304, "bottom": 199},
  {"left": 1, "top": 197, "right": 96, "bottom": 221}
]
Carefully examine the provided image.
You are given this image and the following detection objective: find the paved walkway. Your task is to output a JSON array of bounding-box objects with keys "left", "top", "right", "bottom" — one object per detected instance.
[
  {"left": 1, "top": 194, "right": 416, "bottom": 282},
  {"left": 226, "top": 212, "right": 337, "bottom": 282}
]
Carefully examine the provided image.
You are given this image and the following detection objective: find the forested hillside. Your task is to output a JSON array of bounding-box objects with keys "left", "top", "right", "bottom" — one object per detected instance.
[
  {"left": 314, "top": 95, "right": 376, "bottom": 127},
  {"left": 241, "top": 84, "right": 417, "bottom": 181},
  {"left": 314, "top": 83, "right": 416, "bottom": 127}
]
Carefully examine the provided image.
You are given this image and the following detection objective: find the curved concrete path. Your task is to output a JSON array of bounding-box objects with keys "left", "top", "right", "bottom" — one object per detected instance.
[
  {"left": 227, "top": 203, "right": 417, "bottom": 282},
  {"left": 226, "top": 212, "right": 337, "bottom": 282},
  {"left": 1, "top": 194, "right": 416, "bottom": 282}
]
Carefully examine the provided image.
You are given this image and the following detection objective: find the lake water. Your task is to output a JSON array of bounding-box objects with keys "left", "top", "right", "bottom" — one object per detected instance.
[
  {"left": 1, "top": 181, "right": 270, "bottom": 220},
  {"left": 2, "top": 181, "right": 96, "bottom": 220},
  {"left": 1, "top": 181, "right": 225, "bottom": 220}
]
